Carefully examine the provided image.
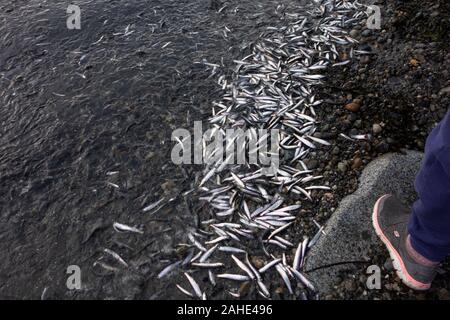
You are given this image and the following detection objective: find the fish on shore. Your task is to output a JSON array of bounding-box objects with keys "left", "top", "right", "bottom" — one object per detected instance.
[{"left": 161, "top": 0, "right": 371, "bottom": 300}]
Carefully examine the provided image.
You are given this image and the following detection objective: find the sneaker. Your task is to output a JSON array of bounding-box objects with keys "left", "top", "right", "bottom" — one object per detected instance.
[{"left": 372, "top": 194, "right": 437, "bottom": 290}]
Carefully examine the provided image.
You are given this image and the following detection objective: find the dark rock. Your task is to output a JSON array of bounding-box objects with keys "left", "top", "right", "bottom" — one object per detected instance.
[
  {"left": 352, "top": 157, "right": 363, "bottom": 170},
  {"left": 337, "top": 162, "right": 348, "bottom": 173},
  {"left": 383, "top": 258, "right": 394, "bottom": 271},
  {"left": 305, "top": 151, "right": 423, "bottom": 296},
  {"left": 305, "top": 159, "right": 319, "bottom": 170},
  {"left": 376, "top": 142, "right": 390, "bottom": 153},
  {"left": 437, "top": 288, "right": 450, "bottom": 300},
  {"left": 372, "top": 123, "right": 383, "bottom": 134},
  {"left": 343, "top": 279, "right": 358, "bottom": 292},
  {"left": 361, "top": 29, "right": 372, "bottom": 37}
]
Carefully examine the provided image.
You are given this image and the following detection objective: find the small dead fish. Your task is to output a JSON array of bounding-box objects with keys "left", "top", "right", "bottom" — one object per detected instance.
[
  {"left": 351, "top": 134, "right": 372, "bottom": 141},
  {"left": 217, "top": 274, "right": 250, "bottom": 281},
  {"left": 199, "top": 244, "right": 219, "bottom": 263},
  {"left": 257, "top": 280, "right": 270, "bottom": 298},
  {"left": 103, "top": 248, "right": 128, "bottom": 268},
  {"left": 205, "top": 236, "right": 229, "bottom": 245},
  {"left": 339, "top": 133, "right": 355, "bottom": 141},
  {"left": 332, "top": 60, "right": 350, "bottom": 67},
  {"left": 209, "top": 270, "right": 216, "bottom": 286},
  {"left": 264, "top": 239, "right": 287, "bottom": 250},
  {"left": 176, "top": 284, "right": 194, "bottom": 298},
  {"left": 259, "top": 258, "right": 281, "bottom": 273},
  {"left": 231, "top": 255, "right": 255, "bottom": 280},
  {"left": 41, "top": 287, "right": 48, "bottom": 300},
  {"left": 190, "top": 251, "right": 203, "bottom": 264},
  {"left": 182, "top": 250, "right": 195, "bottom": 266},
  {"left": 189, "top": 233, "right": 207, "bottom": 252},
  {"left": 305, "top": 185, "right": 331, "bottom": 190},
  {"left": 228, "top": 291, "right": 241, "bottom": 298},
  {"left": 274, "top": 236, "right": 294, "bottom": 247},
  {"left": 275, "top": 264, "right": 293, "bottom": 294},
  {"left": 93, "top": 261, "right": 119, "bottom": 273},
  {"left": 199, "top": 167, "right": 217, "bottom": 187},
  {"left": 300, "top": 238, "right": 309, "bottom": 268},
  {"left": 244, "top": 254, "right": 261, "bottom": 281},
  {"left": 107, "top": 182, "right": 120, "bottom": 189},
  {"left": 219, "top": 246, "right": 246, "bottom": 254},
  {"left": 184, "top": 273, "right": 203, "bottom": 299},
  {"left": 293, "top": 242, "right": 303, "bottom": 271},
  {"left": 191, "top": 262, "right": 224, "bottom": 268},
  {"left": 307, "top": 135, "right": 331, "bottom": 146},
  {"left": 158, "top": 261, "right": 181, "bottom": 279},
  {"left": 230, "top": 172, "right": 245, "bottom": 188},
  {"left": 290, "top": 267, "right": 316, "bottom": 291},
  {"left": 268, "top": 222, "right": 293, "bottom": 240},
  {"left": 308, "top": 226, "right": 325, "bottom": 248},
  {"left": 142, "top": 198, "right": 165, "bottom": 212},
  {"left": 113, "top": 222, "right": 143, "bottom": 234}
]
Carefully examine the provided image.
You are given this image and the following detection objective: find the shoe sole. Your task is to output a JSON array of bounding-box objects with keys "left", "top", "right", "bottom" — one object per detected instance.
[{"left": 372, "top": 195, "right": 430, "bottom": 291}]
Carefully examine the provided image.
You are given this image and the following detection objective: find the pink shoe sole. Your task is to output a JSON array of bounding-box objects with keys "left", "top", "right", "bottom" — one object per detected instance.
[{"left": 372, "top": 195, "right": 430, "bottom": 291}]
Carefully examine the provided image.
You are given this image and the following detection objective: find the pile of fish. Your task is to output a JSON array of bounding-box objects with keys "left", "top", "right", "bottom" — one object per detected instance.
[{"left": 160, "top": 0, "right": 371, "bottom": 299}]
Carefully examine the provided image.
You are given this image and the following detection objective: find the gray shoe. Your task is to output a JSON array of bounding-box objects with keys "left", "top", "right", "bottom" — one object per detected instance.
[{"left": 372, "top": 194, "right": 437, "bottom": 290}]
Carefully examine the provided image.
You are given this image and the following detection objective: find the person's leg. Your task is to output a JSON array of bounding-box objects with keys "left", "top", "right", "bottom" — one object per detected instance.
[
  {"left": 408, "top": 109, "right": 450, "bottom": 262},
  {"left": 372, "top": 109, "right": 450, "bottom": 290}
]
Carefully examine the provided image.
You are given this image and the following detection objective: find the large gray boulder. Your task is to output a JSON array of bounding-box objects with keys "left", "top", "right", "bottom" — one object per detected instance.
[{"left": 304, "top": 151, "right": 424, "bottom": 296}]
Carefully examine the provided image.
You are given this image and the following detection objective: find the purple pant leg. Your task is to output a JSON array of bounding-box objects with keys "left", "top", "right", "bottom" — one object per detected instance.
[{"left": 408, "top": 109, "right": 450, "bottom": 262}]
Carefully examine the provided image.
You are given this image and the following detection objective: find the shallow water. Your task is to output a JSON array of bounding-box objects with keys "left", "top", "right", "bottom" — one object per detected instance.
[{"left": 0, "top": 0, "right": 312, "bottom": 299}]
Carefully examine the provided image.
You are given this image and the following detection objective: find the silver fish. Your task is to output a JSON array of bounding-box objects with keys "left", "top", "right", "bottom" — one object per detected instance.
[
  {"left": 184, "top": 273, "right": 203, "bottom": 299},
  {"left": 157, "top": 261, "right": 181, "bottom": 279},
  {"left": 217, "top": 274, "right": 250, "bottom": 281},
  {"left": 113, "top": 222, "right": 143, "bottom": 234},
  {"left": 103, "top": 249, "right": 128, "bottom": 268}
]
